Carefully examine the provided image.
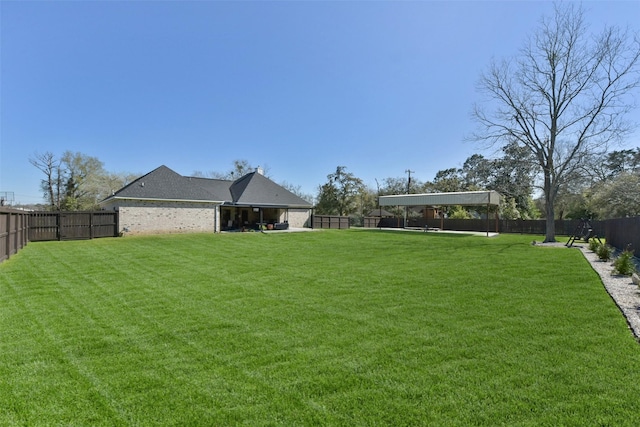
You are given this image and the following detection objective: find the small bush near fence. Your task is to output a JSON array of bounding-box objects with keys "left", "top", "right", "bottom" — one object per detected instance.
[{"left": 612, "top": 247, "right": 636, "bottom": 276}]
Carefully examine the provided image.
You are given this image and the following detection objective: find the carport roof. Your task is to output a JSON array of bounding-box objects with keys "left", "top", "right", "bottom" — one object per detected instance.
[{"left": 379, "top": 190, "right": 501, "bottom": 207}]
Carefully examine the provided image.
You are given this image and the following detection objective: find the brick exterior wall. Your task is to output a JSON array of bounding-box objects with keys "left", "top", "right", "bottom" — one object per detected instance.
[
  {"left": 284, "top": 209, "right": 312, "bottom": 228},
  {"left": 101, "top": 199, "right": 312, "bottom": 234},
  {"left": 102, "top": 200, "right": 220, "bottom": 235}
]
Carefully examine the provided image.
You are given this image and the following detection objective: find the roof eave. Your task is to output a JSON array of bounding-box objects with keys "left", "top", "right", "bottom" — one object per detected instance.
[
  {"left": 230, "top": 202, "right": 313, "bottom": 209},
  {"left": 100, "top": 196, "right": 225, "bottom": 205}
]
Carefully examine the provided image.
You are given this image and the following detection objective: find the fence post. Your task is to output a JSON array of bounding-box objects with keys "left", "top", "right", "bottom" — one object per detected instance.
[
  {"left": 12, "top": 212, "right": 17, "bottom": 256},
  {"left": 6, "top": 212, "right": 11, "bottom": 260}
]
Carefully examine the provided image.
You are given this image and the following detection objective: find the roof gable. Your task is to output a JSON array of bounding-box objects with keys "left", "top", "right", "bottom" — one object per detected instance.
[{"left": 230, "top": 172, "right": 312, "bottom": 207}]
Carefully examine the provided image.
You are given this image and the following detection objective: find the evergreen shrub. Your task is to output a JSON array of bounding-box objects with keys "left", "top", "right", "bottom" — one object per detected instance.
[
  {"left": 612, "top": 246, "right": 636, "bottom": 276},
  {"left": 596, "top": 243, "right": 613, "bottom": 261}
]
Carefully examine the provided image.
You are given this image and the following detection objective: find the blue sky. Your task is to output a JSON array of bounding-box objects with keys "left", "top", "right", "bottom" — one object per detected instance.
[{"left": 1, "top": 1, "right": 639, "bottom": 205}]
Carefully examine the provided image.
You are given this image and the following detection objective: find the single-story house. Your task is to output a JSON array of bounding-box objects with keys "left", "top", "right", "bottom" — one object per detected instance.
[{"left": 100, "top": 165, "right": 314, "bottom": 234}]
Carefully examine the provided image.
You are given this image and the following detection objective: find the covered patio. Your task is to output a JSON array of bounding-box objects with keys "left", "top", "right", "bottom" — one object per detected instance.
[{"left": 220, "top": 205, "right": 294, "bottom": 231}]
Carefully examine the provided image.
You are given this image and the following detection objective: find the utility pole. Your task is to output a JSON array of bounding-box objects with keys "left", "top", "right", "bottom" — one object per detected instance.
[
  {"left": 375, "top": 178, "right": 382, "bottom": 229},
  {"left": 405, "top": 169, "right": 414, "bottom": 194},
  {"left": 404, "top": 169, "right": 414, "bottom": 228}
]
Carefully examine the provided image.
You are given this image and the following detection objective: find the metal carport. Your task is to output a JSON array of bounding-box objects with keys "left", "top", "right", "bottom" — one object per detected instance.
[{"left": 379, "top": 190, "right": 501, "bottom": 236}]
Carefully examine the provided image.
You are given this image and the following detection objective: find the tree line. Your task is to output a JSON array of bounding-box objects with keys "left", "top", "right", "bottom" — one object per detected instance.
[
  {"left": 27, "top": 146, "right": 639, "bottom": 223},
  {"left": 313, "top": 147, "right": 640, "bottom": 222},
  {"left": 28, "top": 151, "right": 138, "bottom": 211}
]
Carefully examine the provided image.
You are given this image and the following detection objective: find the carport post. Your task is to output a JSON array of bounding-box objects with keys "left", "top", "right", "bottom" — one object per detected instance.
[
  {"left": 486, "top": 202, "right": 489, "bottom": 237},
  {"left": 486, "top": 191, "right": 490, "bottom": 237},
  {"left": 404, "top": 206, "right": 407, "bottom": 229}
]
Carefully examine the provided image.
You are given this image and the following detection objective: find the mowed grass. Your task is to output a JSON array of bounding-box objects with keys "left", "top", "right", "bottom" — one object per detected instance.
[{"left": 1, "top": 230, "right": 639, "bottom": 426}]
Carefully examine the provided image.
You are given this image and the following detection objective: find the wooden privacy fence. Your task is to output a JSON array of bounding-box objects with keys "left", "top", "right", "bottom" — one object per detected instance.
[
  {"left": 606, "top": 217, "right": 640, "bottom": 255},
  {"left": 370, "top": 217, "right": 405, "bottom": 228},
  {"left": 312, "top": 215, "right": 350, "bottom": 229},
  {"left": 0, "top": 208, "right": 29, "bottom": 263},
  {"left": 366, "top": 217, "right": 607, "bottom": 237},
  {"left": 29, "top": 211, "right": 119, "bottom": 241}
]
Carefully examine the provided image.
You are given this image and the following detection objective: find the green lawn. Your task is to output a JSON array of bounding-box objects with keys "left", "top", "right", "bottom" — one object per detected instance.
[{"left": 1, "top": 230, "right": 639, "bottom": 425}]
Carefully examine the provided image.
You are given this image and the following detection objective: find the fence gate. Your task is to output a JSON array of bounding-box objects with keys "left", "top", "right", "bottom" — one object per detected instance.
[
  {"left": 29, "top": 211, "right": 119, "bottom": 241},
  {"left": 60, "top": 212, "right": 92, "bottom": 240}
]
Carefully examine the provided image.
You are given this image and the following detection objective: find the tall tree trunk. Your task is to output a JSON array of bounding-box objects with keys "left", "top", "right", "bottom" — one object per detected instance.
[
  {"left": 544, "top": 205, "right": 556, "bottom": 243},
  {"left": 543, "top": 170, "right": 557, "bottom": 242}
]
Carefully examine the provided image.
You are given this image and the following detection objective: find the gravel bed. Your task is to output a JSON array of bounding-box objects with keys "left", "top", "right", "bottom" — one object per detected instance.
[{"left": 536, "top": 241, "right": 640, "bottom": 341}]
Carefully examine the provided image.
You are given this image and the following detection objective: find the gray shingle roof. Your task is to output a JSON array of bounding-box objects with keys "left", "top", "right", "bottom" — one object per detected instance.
[
  {"left": 103, "top": 165, "right": 313, "bottom": 208},
  {"left": 229, "top": 172, "right": 312, "bottom": 207},
  {"left": 107, "top": 166, "right": 225, "bottom": 201},
  {"left": 188, "top": 176, "right": 233, "bottom": 201}
]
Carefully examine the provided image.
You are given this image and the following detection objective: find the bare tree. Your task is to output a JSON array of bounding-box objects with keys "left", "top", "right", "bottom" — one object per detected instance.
[
  {"left": 30, "top": 151, "right": 135, "bottom": 210},
  {"left": 29, "top": 151, "right": 63, "bottom": 210},
  {"left": 472, "top": 3, "right": 640, "bottom": 241}
]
